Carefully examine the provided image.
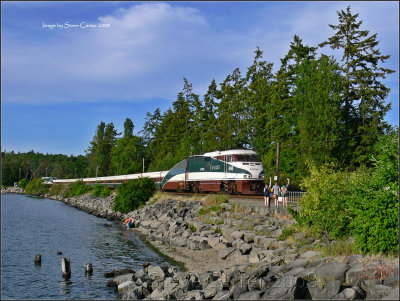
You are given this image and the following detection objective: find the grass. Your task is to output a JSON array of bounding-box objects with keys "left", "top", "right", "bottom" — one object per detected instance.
[
  {"left": 204, "top": 194, "right": 229, "bottom": 206},
  {"left": 238, "top": 220, "right": 255, "bottom": 231},
  {"left": 213, "top": 226, "right": 223, "bottom": 235},
  {"left": 230, "top": 203, "right": 246, "bottom": 214},
  {"left": 197, "top": 194, "right": 229, "bottom": 217},
  {"left": 318, "top": 239, "right": 360, "bottom": 257},
  {"left": 277, "top": 227, "right": 295, "bottom": 241},
  {"left": 189, "top": 224, "right": 197, "bottom": 232}
]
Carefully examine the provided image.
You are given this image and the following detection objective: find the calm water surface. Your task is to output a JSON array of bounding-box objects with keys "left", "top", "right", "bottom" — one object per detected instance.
[{"left": 1, "top": 193, "right": 172, "bottom": 300}]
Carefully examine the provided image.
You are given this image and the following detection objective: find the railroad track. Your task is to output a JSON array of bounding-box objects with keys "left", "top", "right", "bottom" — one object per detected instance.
[{"left": 160, "top": 192, "right": 303, "bottom": 203}]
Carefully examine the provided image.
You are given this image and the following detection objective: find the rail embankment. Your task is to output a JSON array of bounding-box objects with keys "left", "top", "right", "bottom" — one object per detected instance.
[{"left": 3, "top": 188, "right": 399, "bottom": 300}]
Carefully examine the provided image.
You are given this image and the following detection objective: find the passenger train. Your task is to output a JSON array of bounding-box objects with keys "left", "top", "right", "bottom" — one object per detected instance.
[{"left": 53, "top": 149, "right": 265, "bottom": 195}]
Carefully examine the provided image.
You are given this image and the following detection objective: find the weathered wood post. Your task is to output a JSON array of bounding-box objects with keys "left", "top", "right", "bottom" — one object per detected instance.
[
  {"left": 84, "top": 263, "right": 93, "bottom": 274},
  {"left": 34, "top": 254, "right": 41, "bottom": 265},
  {"left": 62, "top": 257, "right": 71, "bottom": 278}
]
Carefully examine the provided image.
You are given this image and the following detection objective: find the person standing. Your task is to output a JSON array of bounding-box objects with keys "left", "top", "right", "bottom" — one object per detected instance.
[
  {"left": 272, "top": 181, "right": 280, "bottom": 207},
  {"left": 280, "top": 178, "right": 290, "bottom": 208},
  {"left": 264, "top": 177, "right": 272, "bottom": 207}
]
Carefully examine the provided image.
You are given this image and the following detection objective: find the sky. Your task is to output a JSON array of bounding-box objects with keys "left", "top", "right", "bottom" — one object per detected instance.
[{"left": 1, "top": 1, "right": 399, "bottom": 156}]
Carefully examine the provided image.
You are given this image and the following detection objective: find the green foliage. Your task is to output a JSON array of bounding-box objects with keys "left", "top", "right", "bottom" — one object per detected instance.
[
  {"left": 18, "top": 178, "right": 28, "bottom": 189},
  {"left": 1, "top": 150, "right": 89, "bottom": 186},
  {"left": 67, "top": 180, "right": 92, "bottom": 197},
  {"left": 204, "top": 194, "right": 229, "bottom": 206},
  {"left": 319, "top": 239, "right": 360, "bottom": 257},
  {"left": 213, "top": 226, "right": 222, "bottom": 235},
  {"left": 113, "top": 177, "right": 155, "bottom": 213},
  {"left": 25, "top": 178, "right": 49, "bottom": 196},
  {"left": 347, "top": 132, "right": 399, "bottom": 254},
  {"left": 198, "top": 194, "right": 229, "bottom": 217},
  {"left": 298, "top": 164, "right": 353, "bottom": 238},
  {"left": 277, "top": 228, "right": 295, "bottom": 241},
  {"left": 295, "top": 131, "right": 399, "bottom": 254},
  {"left": 189, "top": 224, "right": 197, "bottom": 232},
  {"left": 91, "top": 183, "right": 111, "bottom": 198},
  {"left": 319, "top": 6, "right": 394, "bottom": 167},
  {"left": 48, "top": 184, "right": 66, "bottom": 196}
]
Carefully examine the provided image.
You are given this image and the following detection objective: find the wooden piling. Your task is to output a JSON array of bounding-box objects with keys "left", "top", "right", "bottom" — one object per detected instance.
[
  {"left": 62, "top": 257, "right": 71, "bottom": 278},
  {"left": 84, "top": 263, "right": 93, "bottom": 274},
  {"left": 34, "top": 254, "right": 41, "bottom": 265}
]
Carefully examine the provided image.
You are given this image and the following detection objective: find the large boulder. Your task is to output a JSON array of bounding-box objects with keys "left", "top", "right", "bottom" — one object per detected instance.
[
  {"left": 219, "top": 248, "right": 235, "bottom": 260},
  {"left": 232, "top": 231, "right": 245, "bottom": 240},
  {"left": 104, "top": 268, "right": 135, "bottom": 278},
  {"left": 147, "top": 266, "right": 166, "bottom": 281},
  {"left": 262, "top": 276, "right": 309, "bottom": 299},
  {"left": 212, "top": 290, "right": 230, "bottom": 300},
  {"left": 107, "top": 273, "right": 134, "bottom": 287},
  {"left": 238, "top": 290, "right": 262, "bottom": 300},
  {"left": 313, "top": 261, "right": 349, "bottom": 286},
  {"left": 202, "top": 279, "right": 223, "bottom": 299},
  {"left": 307, "top": 279, "right": 342, "bottom": 300},
  {"left": 239, "top": 243, "right": 252, "bottom": 255}
]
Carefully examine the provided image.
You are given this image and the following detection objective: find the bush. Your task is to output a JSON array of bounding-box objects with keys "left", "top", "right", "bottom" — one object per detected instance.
[
  {"left": 67, "top": 180, "right": 92, "bottom": 197},
  {"left": 294, "top": 132, "right": 399, "bottom": 254},
  {"left": 92, "top": 184, "right": 111, "bottom": 198},
  {"left": 113, "top": 177, "right": 155, "bottom": 213},
  {"left": 48, "top": 184, "right": 66, "bottom": 196},
  {"left": 25, "top": 178, "right": 49, "bottom": 196},
  {"left": 18, "top": 178, "right": 28, "bottom": 189},
  {"left": 297, "top": 163, "right": 353, "bottom": 238},
  {"left": 347, "top": 133, "right": 399, "bottom": 254}
]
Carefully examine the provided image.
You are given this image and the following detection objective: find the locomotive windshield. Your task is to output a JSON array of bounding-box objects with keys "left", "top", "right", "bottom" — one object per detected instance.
[{"left": 235, "top": 154, "right": 261, "bottom": 162}]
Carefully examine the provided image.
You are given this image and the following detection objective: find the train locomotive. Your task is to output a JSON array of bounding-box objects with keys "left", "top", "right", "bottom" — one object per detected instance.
[
  {"left": 53, "top": 149, "right": 265, "bottom": 195},
  {"left": 161, "top": 149, "right": 264, "bottom": 195}
]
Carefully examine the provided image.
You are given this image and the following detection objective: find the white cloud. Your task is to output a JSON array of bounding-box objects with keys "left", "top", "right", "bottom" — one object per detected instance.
[{"left": 1, "top": 1, "right": 398, "bottom": 105}]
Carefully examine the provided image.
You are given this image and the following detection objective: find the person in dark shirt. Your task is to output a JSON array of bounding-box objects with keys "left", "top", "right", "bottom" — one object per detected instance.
[{"left": 264, "top": 177, "right": 272, "bottom": 207}]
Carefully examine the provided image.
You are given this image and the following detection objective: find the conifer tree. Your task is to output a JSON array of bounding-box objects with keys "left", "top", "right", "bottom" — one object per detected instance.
[{"left": 319, "top": 6, "right": 394, "bottom": 166}]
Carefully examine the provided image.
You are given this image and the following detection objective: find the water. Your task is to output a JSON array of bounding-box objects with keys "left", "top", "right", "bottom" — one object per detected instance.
[{"left": 1, "top": 193, "right": 172, "bottom": 300}]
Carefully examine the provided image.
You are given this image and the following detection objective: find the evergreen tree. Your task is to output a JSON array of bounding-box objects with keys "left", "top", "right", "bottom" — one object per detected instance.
[
  {"left": 295, "top": 55, "right": 343, "bottom": 167},
  {"left": 217, "top": 68, "right": 247, "bottom": 150},
  {"left": 123, "top": 118, "right": 134, "bottom": 139},
  {"left": 200, "top": 79, "right": 220, "bottom": 152},
  {"left": 319, "top": 6, "right": 395, "bottom": 166},
  {"left": 265, "top": 36, "right": 317, "bottom": 181},
  {"left": 244, "top": 47, "right": 274, "bottom": 158}
]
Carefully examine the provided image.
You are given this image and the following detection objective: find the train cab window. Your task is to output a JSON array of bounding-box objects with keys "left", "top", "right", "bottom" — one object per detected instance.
[
  {"left": 235, "top": 154, "right": 261, "bottom": 162},
  {"left": 227, "top": 155, "right": 235, "bottom": 162},
  {"left": 215, "top": 156, "right": 224, "bottom": 161},
  {"left": 205, "top": 157, "right": 211, "bottom": 161}
]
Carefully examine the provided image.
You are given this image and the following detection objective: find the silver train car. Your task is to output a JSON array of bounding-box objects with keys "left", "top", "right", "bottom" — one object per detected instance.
[{"left": 53, "top": 149, "right": 265, "bottom": 195}]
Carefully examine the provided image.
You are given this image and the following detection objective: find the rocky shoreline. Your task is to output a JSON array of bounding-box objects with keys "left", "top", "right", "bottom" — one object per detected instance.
[{"left": 2, "top": 188, "right": 398, "bottom": 300}]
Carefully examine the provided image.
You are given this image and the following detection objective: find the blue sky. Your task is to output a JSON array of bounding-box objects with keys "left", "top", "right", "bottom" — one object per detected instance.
[{"left": 1, "top": 1, "right": 398, "bottom": 156}]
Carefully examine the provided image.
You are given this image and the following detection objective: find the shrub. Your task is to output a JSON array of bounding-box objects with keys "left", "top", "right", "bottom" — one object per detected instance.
[
  {"left": 48, "top": 184, "right": 66, "bottom": 196},
  {"left": 25, "top": 178, "right": 49, "bottom": 195},
  {"left": 67, "top": 180, "right": 92, "bottom": 197},
  {"left": 347, "top": 133, "right": 399, "bottom": 254},
  {"left": 113, "top": 177, "right": 155, "bottom": 213},
  {"left": 92, "top": 184, "right": 111, "bottom": 198},
  {"left": 294, "top": 132, "right": 399, "bottom": 254},
  {"left": 297, "top": 163, "right": 353, "bottom": 238},
  {"left": 18, "top": 178, "right": 28, "bottom": 189}
]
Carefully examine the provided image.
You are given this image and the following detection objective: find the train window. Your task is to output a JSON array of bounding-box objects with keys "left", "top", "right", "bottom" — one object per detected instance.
[
  {"left": 235, "top": 154, "right": 261, "bottom": 162},
  {"left": 215, "top": 156, "right": 224, "bottom": 161},
  {"left": 195, "top": 156, "right": 203, "bottom": 162},
  {"left": 205, "top": 157, "right": 211, "bottom": 161}
]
